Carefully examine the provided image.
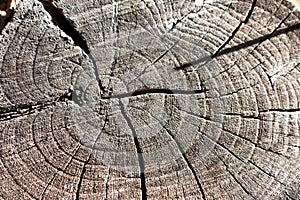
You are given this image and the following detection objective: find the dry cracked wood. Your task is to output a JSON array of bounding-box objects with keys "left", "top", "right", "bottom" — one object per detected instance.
[{"left": 0, "top": 0, "right": 300, "bottom": 199}]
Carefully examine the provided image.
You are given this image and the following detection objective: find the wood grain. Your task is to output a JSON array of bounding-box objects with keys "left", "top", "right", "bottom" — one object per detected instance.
[{"left": 0, "top": 0, "right": 299, "bottom": 199}]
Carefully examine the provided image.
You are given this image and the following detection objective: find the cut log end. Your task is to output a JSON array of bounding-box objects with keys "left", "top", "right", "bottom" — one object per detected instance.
[{"left": 0, "top": 0, "right": 299, "bottom": 199}]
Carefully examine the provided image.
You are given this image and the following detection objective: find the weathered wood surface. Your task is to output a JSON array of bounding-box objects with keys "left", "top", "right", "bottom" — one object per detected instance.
[{"left": 0, "top": 0, "right": 300, "bottom": 199}]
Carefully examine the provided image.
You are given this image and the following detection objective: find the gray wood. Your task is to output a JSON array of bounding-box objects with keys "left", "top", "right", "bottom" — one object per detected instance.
[{"left": 0, "top": 0, "right": 299, "bottom": 199}]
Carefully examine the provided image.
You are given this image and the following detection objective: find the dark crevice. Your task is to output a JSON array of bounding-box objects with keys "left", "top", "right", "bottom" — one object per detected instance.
[
  {"left": 38, "top": 0, "right": 106, "bottom": 95},
  {"left": 174, "top": 56, "right": 211, "bottom": 70},
  {"left": 175, "top": 0, "right": 257, "bottom": 70},
  {"left": 259, "top": 108, "right": 300, "bottom": 113},
  {"left": 0, "top": 103, "right": 40, "bottom": 121},
  {"left": 263, "top": 68, "right": 274, "bottom": 88},
  {"left": 89, "top": 54, "right": 106, "bottom": 93},
  {"left": 177, "top": 23, "right": 299, "bottom": 69},
  {"left": 0, "top": 0, "right": 15, "bottom": 33},
  {"left": 75, "top": 164, "right": 87, "bottom": 200},
  {"left": 38, "top": 0, "right": 89, "bottom": 54},
  {"left": 167, "top": 9, "right": 200, "bottom": 32},
  {"left": 0, "top": 9, "right": 15, "bottom": 34},
  {"left": 103, "top": 88, "right": 207, "bottom": 99},
  {"left": 211, "top": 0, "right": 257, "bottom": 59},
  {"left": 105, "top": 168, "right": 111, "bottom": 200},
  {"left": 176, "top": 4, "right": 299, "bottom": 71},
  {"left": 285, "top": 191, "right": 297, "bottom": 200},
  {"left": 222, "top": 112, "right": 260, "bottom": 120},
  {"left": 74, "top": 115, "right": 108, "bottom": 200},
  {"left": 216, "top": 22, "right": 300, "bottom": 58},
  {"left": 218, "top": 83, "right": 259, "bottom": 98},
  {"left": 0, "top": 91, "right": 72, "bottom": 121},
  {"left": 166, "top": 133, "right": 207, "bottom": 200},
  {"left": 119, "top": 99, "right": 147, "bottom": 199},
  {"left": 131, "top": 105, "right": 207, "bottom": 200}
]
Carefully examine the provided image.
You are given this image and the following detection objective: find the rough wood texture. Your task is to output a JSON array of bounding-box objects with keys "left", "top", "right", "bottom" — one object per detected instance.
[{"left": 0, "top": 0, "right": 300, "bottom": 199}]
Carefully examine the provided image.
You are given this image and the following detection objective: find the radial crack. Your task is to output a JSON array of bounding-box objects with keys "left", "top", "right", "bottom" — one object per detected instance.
[
  {"left": 216, "top": 22, "right": 300, "bottom": 58},
  {"left": 130, "top": 105, "right": 207, "bottom": 200},
  {"left": 75, "top": 164, "right": 87, "bottom": 200},
  {"left": 175, "top": 0, "right": 257, "bottom": 70},
  {"left": 259, "top": 108, "right": 300, "bottom": 113},
  {"left": 176, "top": 18, "right": 299, "bottom": 72},
  {"left": 211, "top": 0, "right": 257, "bottom": 59},
  {"left": 38, "top": 0, "right": 106, "bottom": 94},
  {"left": 103, "top": 88, "right": 207, "bottom": 99},
  {"left": 200, "top": 130, "right": 286, "bottom": 186},
  {"left": 74, "top": 114, "right": 108, "bottom": 199},
  {"left": 0, "top": 91, "right": 72, "bottom": 121},
  {"left": 38, "top": 0, "right": 89, "bottom": 54},
  {"left": 215, "top": 154, "right": 256, "bottom": 199},
  {"left": 119, "top": 99, "right": 147, "bottom": 199}
]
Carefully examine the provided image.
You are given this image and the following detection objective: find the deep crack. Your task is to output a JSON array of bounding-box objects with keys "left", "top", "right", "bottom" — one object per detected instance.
[
  {"left": 38, "top": 0, "right": 90, "bottom": 54},
  {"left": 175, "top": 14, "right": 299, "bottom": 71},
  {"left": 119, "top": 99, "right": 147, "bottom": 199},
  {"left": 0, "top": 91, "right": 72, "bottom": 121},
  {"left": 0, "top": 9, "right": 15, "bottom": 34},
  {"left": 211, "top": 0, "right": 257, "bottom": 59},
  {"left": 38, "top": 0, "right": 106, "bottom": 95},
  {"left": 103, "top": 88, "right": 207, "bottom": 99}
]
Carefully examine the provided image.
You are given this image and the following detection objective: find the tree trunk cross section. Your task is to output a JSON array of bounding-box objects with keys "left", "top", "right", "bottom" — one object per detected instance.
[{"left": 0, "top": 0, "right": 299, "bottom": 199}]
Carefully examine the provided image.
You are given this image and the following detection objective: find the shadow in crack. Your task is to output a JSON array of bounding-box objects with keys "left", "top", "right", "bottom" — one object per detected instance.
[
  {"left": 176, "top": 22, "right": 300, "bottom": 70},
  {"left": 0, "top": 9, "right": 15, "bottom": 34}
]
